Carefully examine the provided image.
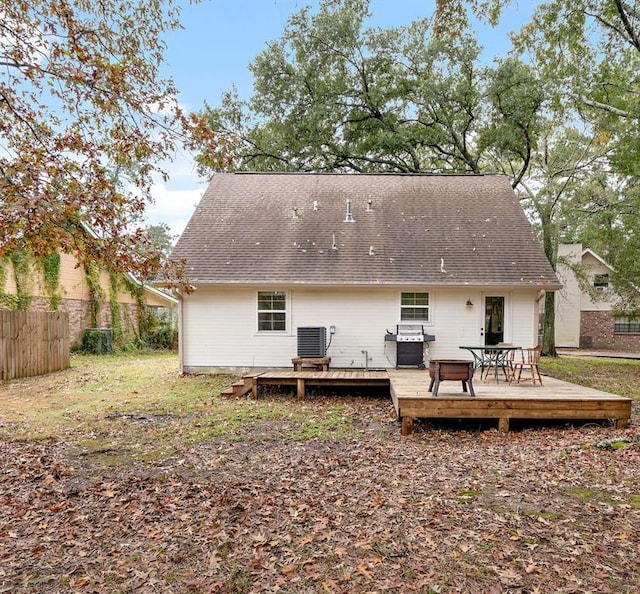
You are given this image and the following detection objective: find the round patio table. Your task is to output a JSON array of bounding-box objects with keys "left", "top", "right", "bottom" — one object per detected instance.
[{"left": 458, "top": 345, "right": 520, "bottom": 384}]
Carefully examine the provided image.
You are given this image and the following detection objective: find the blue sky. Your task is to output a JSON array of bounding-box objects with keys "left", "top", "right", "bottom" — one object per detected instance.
[{"left": 147, "top": 0, "right": 539, "bottom": 238}]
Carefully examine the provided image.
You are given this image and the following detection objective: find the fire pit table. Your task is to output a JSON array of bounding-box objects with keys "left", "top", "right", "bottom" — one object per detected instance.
[{"left": 429, "top": 359, "right": 475, "bottom": 397}]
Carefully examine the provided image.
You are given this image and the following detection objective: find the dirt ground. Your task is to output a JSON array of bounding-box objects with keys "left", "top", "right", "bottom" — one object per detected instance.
[
  {"left": 2, "top": 415, "right": 639, "bottom": 592},
  {"left": 1, "top": 356, "right": 639, "bottom": 593}
]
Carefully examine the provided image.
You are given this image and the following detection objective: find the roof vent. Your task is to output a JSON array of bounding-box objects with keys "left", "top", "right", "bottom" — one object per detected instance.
[
  {"left": 313, "top": 200, "right": 319, "bottom": 211},
  {"left": 332, "top": 233, "right": 338, "bottom": 250},
  {"left": 369, "top": 246, "right": 375, "bottom": 256},
  {"left": 366, "top": 199, "right": 373, "bottom": 212},
  {"left": 344, "top": 199, "right": 355, "bottom": 223},
  {"left": 292, "top": 207, "right": 299, "bottom": 219}
]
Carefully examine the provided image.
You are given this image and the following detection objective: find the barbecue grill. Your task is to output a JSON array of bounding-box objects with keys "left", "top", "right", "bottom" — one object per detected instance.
[{"left": 385, "top": 324, "right": 436, "bottom": 368}]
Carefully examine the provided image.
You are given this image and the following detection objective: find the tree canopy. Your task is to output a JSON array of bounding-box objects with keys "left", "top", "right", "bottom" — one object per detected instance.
[
  {"left": 438, "top": 0, "right": 640, "bottom": 324},
  {"left": 0, "top": 0, "right": 226, "bottom": 287},
  {"left": 200, "top": 0, "right": 545, "bottom": 187}
]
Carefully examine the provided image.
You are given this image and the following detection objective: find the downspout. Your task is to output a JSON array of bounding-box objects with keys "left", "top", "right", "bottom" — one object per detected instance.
[{"left": 177, "top": 291, "right": 184, "bottom": 375}]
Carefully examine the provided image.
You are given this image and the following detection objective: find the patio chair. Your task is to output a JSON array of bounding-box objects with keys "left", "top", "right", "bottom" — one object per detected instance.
[{"left": 509, "top": 345, "right": 543, "bottom": 385}]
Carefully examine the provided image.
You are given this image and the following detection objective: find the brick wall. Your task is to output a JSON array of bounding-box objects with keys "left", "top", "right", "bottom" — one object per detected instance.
[
  {"left": 580, "top": 311, "right": 640, "bottom": 350},
  {"left": 28, "top": 296, "right": 139, "bottom": 347}
]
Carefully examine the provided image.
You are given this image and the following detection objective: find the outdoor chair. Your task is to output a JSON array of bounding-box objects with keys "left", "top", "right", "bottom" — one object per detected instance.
[{"left": 509, "top": 345, "right": 543, "bottom": 385}]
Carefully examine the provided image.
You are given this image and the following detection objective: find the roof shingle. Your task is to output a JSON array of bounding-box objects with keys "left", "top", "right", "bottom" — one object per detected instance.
[{"left": 172, "top": 172, "right": 561, "bottom": 288}]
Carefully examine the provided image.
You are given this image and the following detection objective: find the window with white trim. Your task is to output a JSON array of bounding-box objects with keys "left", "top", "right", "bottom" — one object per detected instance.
[
  {"left": 400, "top": 292, "right": 430, "bottom": 321},
  {"left": 257, "top": 291, "right": 287, "bottom": 331},
  {"left": 594, "top": 274, "right": 609, "bottom": 291}
]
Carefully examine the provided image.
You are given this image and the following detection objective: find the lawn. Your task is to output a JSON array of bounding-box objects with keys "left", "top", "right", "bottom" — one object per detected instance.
[{"left": 1, "top": 352, "right": 639, "bottom": 593}]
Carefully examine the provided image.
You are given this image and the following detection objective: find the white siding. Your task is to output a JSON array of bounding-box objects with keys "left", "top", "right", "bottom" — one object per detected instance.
[
  {"left": 580, "top": 253, "right": 617, "bottom": 312},
  {"left": 509, "top": 291, "right": 541, "bottom": 348},
  {"left": 555, "top": 245, "right": 582, "bottom": 347},
  {"left": 554, "top": 245, "right": 617, "bottom": 347},
  {"left": 180, "top": 285, "right": 542, "bottom": 371}
]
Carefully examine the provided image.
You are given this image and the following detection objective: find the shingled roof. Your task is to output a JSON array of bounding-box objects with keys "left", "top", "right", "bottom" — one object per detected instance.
[{"left": 172, "top": 173, "right": 561, "bottom": 288}]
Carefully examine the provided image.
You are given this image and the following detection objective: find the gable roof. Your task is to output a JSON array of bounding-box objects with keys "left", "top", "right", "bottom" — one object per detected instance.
[
  {"left": 581, "top": 247, "right": 613, "bottom": 271},
  {"left": 172, "top": 172, "right": 560, "bottom": 289}
]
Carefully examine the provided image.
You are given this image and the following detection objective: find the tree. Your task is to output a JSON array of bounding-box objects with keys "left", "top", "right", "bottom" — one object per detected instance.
[
  {"left": 517, "top": 125, "right": 615, "bottom": 355},
  {"left": 147, "top": 223, "right": 176, "bottom": 259},
  {"left": 199, "top": 0, "right": 545, "bottom": 186},
  {"left": 514, "top": 1, "right": 640, "bottom": 315},
  {"left": 437, "top": 0, "right": 640, "bottom": 349},
  {"left": 565, "top": 174, "right": 640, "bottom": 313},
  {"left": 511, "top": 1, "right": 639, "bottom": 174},
  {"left": 435, "top": 0, "right": 639, "bottom": 171},
  {"left": 0, "top": 0, "right": 226, "bottom": 289}
]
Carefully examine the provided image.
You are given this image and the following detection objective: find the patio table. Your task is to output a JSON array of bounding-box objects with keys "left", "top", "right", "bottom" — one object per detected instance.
[{"left": 459, "top": 345, "right": 520, "bottom": 384}]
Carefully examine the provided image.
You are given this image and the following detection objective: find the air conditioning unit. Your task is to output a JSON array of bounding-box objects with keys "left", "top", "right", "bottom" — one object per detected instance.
[{"left": 297, "top": 327, "right": 327, "bottom": 357}]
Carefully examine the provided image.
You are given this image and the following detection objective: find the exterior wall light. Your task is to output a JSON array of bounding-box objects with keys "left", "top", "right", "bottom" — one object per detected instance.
[{"left": 466, "top": 299, "right": 474, "bottom": 308}]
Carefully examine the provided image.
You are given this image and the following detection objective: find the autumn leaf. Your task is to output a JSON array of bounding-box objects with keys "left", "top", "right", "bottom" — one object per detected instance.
[
  {"left": 1, "top": 356, "right": 639, "bottom": 593},
  {"left": 0, "top": 1, "right": 229, "bottom": 288},
  {"left": 356, "top": 562, "right": 372, "bottom": 577}
]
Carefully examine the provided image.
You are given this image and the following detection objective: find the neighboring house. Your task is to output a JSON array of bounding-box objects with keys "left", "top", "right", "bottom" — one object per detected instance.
[
  {"left": 1, "top": 251, "right": 177, "bottom": 347},
  {"left": 554, "top": 243, "right": 640, "bottom": 350},
  {"left": 171, "top": 172, "right": 560, "bottom": 372}
]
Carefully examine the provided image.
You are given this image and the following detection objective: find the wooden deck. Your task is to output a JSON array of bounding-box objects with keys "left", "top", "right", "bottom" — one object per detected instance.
[
  {"left": 250, "top": 369, "right": 389, "bottom": 400},
  {"left": 388, "top": 369, "right": 632, "bottom": 435},
  {"left": 245, "top": 368, "right": 632, "bottom": 435}
]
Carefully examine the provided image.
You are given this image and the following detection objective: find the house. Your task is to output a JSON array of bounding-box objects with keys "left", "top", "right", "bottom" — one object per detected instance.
[
  {"left": 1, "top": 251, "right": 177, "bottom": 347},
  {"left": 171, "top": 172, "right": 560, "bottom": 372},
  {"left": 554, "top": 243, "right": 640, "bottom": 350}
]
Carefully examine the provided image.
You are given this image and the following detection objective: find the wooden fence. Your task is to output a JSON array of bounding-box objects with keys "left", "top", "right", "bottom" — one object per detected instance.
[{"left": 0, "top": 311, "right": 70, "bottom": 381}]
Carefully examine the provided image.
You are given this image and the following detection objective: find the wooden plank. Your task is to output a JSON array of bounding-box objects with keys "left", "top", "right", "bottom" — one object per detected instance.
[
  {"left": 246, "top": 368, "right": 631, "bottom": 434},
  {"left": 0, "top": 311, "right": 70, "bottom": 380},
  {"left": 396, "top": 398, "right": 631, "bottom": 420}
]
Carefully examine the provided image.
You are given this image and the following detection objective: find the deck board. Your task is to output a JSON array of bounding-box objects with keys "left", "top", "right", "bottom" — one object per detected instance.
[
  {"left": 387, "top": 369, "right": 632, "bottom": 434},
  {"left": 247, "top": 368, "right": 632, "bottom": 434}
]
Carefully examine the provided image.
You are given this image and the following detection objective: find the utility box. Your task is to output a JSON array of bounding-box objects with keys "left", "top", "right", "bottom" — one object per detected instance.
[
  {"left": 82, "top": 328, "right": 114, "bottom": 354},
  {"left": 297, "top": 327, "right": 327, "bottom": 357}
]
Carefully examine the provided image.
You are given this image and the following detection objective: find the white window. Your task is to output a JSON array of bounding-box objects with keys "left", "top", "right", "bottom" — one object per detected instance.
[
  {"left": 257, "top": 291, "right": 287, "bottom": 331},
  {"left": 594, "top": 274, "right": 609, "bottom": 291},
  {"left": 401, "top": 292, "right": 429, "bottom": 321}
]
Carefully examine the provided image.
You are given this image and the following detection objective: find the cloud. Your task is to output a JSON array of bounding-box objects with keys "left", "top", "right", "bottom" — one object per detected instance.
[
  {"left": 146, "top": 181, "right": 205, "bottom": 240},
  {"left": 144, "top": 147, "right": 208, "bottom": 239}
]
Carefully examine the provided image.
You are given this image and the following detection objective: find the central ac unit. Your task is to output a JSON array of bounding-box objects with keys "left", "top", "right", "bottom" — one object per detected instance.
[{"left": 297, "top": 327, "right": 327, "bottom": 357}]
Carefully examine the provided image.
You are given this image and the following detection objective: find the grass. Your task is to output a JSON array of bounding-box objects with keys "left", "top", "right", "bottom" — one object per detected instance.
[
  {"left": 0, "top": 352, "right": 363, "bottom": 464},
  {"left": 540, "top": 354, "right": 640, "bottom": 398},
  {"left": 1, "top": 351, "right": 638, "bottom": 458}
]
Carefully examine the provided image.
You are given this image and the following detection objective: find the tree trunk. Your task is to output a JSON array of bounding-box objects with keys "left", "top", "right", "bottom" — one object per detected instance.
[
  {"left": 540, "top": 205, "right": 558, "bottom": 357},
  {"left": 543, "top": 290, "right": 557, "bottom": 357}
]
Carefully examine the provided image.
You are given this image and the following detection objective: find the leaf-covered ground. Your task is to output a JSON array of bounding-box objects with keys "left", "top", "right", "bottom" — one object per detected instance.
[{"left": 1, "top": 355, "right": 639, "bottom": 593}]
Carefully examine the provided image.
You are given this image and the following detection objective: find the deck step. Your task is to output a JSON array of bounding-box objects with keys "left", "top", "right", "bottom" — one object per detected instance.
[{"left": 220, "top": 378, "right": 255, "bottom": 398}]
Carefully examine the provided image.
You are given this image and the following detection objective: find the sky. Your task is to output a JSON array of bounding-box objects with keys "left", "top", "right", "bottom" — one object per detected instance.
[{"left": 146, "top": 0, "right": 539, "bottom": 239}]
